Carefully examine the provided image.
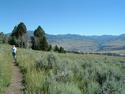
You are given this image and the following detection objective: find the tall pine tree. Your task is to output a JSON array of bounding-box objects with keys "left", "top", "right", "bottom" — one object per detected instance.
[
  {"left": 9, "top": 22, "right": 27, "bottom": 48},
  {"left": 32, "top": 26, "right": 48, "bottom": 50},
  {"left": 0, "top": 32, "right": 4, "bottom": 43}
]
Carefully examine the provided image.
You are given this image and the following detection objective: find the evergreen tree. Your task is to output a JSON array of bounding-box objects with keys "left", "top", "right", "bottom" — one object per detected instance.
[
  {"left": 31, "top": 36, "right": 35, "bottom": 49},
  {"left": 11, "top": 26, "right": 17, "bottom": 37},
  {"left": 41, "top": 36, "right": 48, "bottom": 50},
  {"left": 54, "top": 45, "right": 59, "bottom": 52},
  {"left": 34, "top": 26, "right": 45, "bottom": 38},
  {"left": 32, "top": 26, "right": 48, "bottom": 50},
  {"left": 16, "top": 22, "right": 27, "bottom": 37},
  {"left": 48, "top": 44, "right": 52, "bottom": 51},
  {"left": 9, "top": 22, "right": 27, "bottom": 48},
  {"left": 54, "top": 45, "right": 65, "bottom": 53},
  {"left": 0, "top": 32, "right": 4, "bottom": 43},
  {"left": 59, "top": 46, "right": 65, "bottom": 53},
  {"left": 8, "top": 36, "right": 16, "bottom": 45}
]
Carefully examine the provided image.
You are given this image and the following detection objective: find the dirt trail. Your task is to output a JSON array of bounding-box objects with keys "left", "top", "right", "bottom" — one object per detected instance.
[{"left": 5, "top": 62, "right": 24, "bottom": 94}]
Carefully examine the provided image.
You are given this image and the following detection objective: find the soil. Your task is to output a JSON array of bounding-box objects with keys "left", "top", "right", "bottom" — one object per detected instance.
[{"left": 5, "top": 62, "right": 24, "bottom": 94}]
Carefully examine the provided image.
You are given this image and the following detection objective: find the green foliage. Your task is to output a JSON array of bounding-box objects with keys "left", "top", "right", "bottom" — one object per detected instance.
[
  {"left": 54, "top": 45, "right": 65, "bottom": 53},
  {"left": 0, "top": 44, "right": 12, "bottom": 93},
  {"left": 11, "top": 26, "right": 18, "bottom": 37},
  {"left": 110, "top": 50, "right": 125, "bottom": 54},
  {"left": 34, "top": 26, "right": 45, "bottom": 38},
  {"left": 54, "top": 45, "right": 59, "bottom": 52},
  {"left": 9, "top": 22, "right": 27, "bottom": 48},
  {"left": 41, "top": 36, "right": 49, "bottom": 50},
  {"left": 36, "top": 53, "right": 58, "bottom": 70},
  {"left": 48, "top": 82, "right": 82, "bottom": 94},
  {"left": 16, "top": 22, "right": 27, "bottom": 36},
  {"left": 15, "top": 47, "right": 125, "bottom": 94},
  {"left": 47, "top": 45, "right": 52, "bottom": 51},
  {"left": 32, "top": 26, "right": 49, "bottom": 50},
  {"left": 8, "top": 23, "right": 51, "bottom": 51},
  {"left": 59, "top": 46, "right": 65, "bottom": 53},
  {"left": 0, "top": 32, "right": 5, "bottom": 43}
]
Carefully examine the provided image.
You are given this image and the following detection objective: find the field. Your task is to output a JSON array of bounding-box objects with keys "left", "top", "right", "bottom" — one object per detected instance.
[
  {"left": 1, "top": 44, "right": 125, "bottom": 94},
  {"left": 110, "top": 50, "right": 125, "bottom": 54},
  {"left": 0, "top": 44, "right": 12, "bottom": 94}
]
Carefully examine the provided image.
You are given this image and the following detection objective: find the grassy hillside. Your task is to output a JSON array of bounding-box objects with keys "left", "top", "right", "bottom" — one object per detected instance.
[
  {"left": 15, "top": 46, "right": 125, "bottom": 94},
  {"left": 1, "top": 44, "right": 125, "bottom": 94},
  {"left": 19, "top": 31, "right": 125, "bottom": 52},
  {"left": 109, "top": 50, "right": 125, "bottom": 54},
  {"left": 0, "top": 44, "right": 12, "bottom": 94}
]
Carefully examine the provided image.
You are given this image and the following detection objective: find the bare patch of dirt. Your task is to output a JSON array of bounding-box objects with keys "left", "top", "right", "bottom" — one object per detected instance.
[{"left": 5, "top": 62, "right": 24, "bottom": 94}]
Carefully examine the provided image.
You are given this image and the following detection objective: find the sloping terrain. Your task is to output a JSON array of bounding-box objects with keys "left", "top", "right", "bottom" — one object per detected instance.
[
  {"left": 47, "top": 34, "right": 99, "bottom": 52},
  {"left": 14, "top": 45, "right": 125, "bottom": 94},
  {"left": 47, "top": 34, "right": 125, "bottom": 52},
  {"left": 0, "top": 44, "right": 24, "bottom": 94},
  {"left": 10, "top": 31, "right": 125, "bottom": 52},
  {"left": 1, "top": 44, "right": 125, "bottom": 94}
]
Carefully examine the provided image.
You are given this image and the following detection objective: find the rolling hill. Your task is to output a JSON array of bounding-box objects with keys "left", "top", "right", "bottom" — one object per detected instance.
[
  {"left": 47, "top": 34, "right": 125, "bottom": 52},
  {"left": 1, "top": 44, "right": 125, "bottom": 94},
  {"left": 7, "top": 31, "right": 125, "bottom": 52}
]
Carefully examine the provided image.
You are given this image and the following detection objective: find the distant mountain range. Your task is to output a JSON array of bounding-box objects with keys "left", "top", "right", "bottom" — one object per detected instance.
[
  {"left": 46, "top": 34, "right": 125, "bottom": 52},
  {"left": 8, "top": 31, "right": 125, "bottom": 52}
]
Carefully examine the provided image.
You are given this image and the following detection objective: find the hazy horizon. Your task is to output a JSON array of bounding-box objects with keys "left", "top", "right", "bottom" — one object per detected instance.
[
  {"left": 1, "top": 0, "right": 125, "bottom": 35},
  {"left": 4, "top": 30, "right": 125, "bottom": 36}
]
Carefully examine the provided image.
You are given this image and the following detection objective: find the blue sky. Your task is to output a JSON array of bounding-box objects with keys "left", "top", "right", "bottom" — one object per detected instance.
[{"left": 0, "top": 0, "right": 125, "bottom": 35}]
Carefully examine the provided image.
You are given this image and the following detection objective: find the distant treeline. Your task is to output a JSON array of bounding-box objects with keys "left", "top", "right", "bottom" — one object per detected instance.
[{"left": 0, "top": 22, "right": 65, "bottom": 53}]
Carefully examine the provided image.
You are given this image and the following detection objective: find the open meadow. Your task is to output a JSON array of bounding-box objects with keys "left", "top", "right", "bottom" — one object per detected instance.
[
  {"left": 110, "top": 50, "right": 125, "bottom": 54},
  {"left": 0, "top": 44, "right": 12, "bottom": 94},
  {"left": 0, "top": 44, "right": 125, "bottom": 94}
]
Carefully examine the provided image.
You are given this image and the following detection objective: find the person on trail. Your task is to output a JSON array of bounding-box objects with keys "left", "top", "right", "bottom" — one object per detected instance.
[{"left": 12, "top": 45, "right": 17, "bottom": 61}]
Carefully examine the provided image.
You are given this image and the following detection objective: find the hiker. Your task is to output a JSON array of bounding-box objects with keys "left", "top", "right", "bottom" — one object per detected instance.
[{"left": 12, "top": 45, "right": 17, "bottom": 61}]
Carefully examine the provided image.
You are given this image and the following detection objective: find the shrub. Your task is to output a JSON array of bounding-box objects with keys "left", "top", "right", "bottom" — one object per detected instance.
[{"left": 36, "top": 53, "right": 58, "bottom": 70}]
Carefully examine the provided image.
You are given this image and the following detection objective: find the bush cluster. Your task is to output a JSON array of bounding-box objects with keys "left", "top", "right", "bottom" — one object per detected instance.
[{"left": 35, "top": 53, "right": 125, "bottom": 94}]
